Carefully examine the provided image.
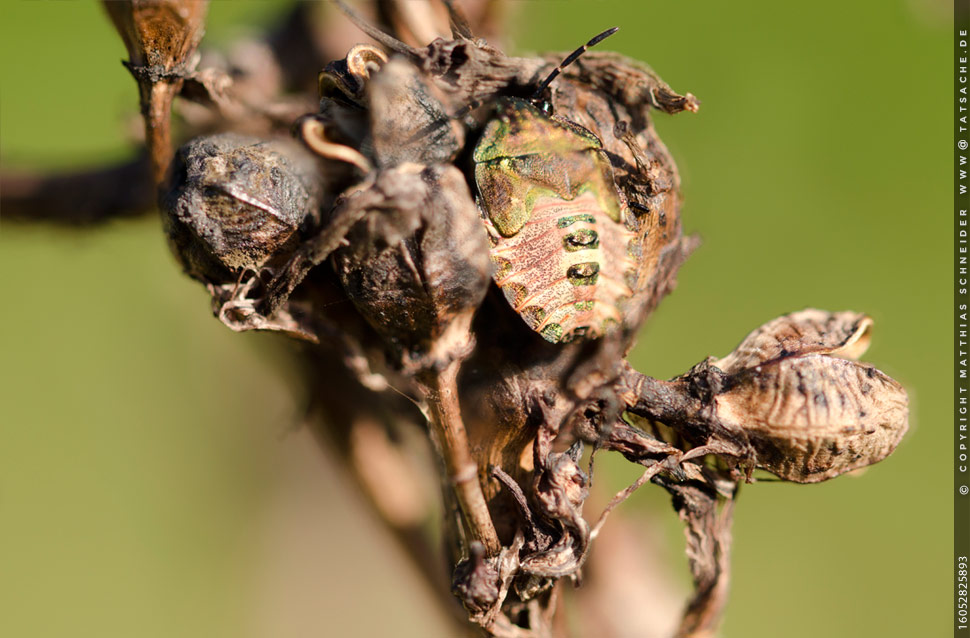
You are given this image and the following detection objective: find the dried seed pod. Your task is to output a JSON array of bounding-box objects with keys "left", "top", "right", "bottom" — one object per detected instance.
[
  {"left": 103, "top": 0, "right": 208, "bottom": 85},
  {"left": 714, "top": 354, "right": 908, "bottom": 483},
  {"left": 330, "top": 162, "right": 491, "bottom": 365},
  {"left": 162, "top": 133, "right": 322, "bottom": 284},
  {"left": 103, "top": 0, "right": 209, "bottom": 184},
  {"left": 316, "top": 44, "right": 387, "bottom": 155},
  {"left": 367, "top": 57, "right": 464, "bottom": 167},
  {"left": 103, "top": 0, "right": 209, "bottom": 187}
]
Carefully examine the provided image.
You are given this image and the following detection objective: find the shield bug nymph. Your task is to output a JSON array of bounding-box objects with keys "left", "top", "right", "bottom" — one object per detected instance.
[{"left": 471, "top": 28, "right": 639, "bottom": 344}]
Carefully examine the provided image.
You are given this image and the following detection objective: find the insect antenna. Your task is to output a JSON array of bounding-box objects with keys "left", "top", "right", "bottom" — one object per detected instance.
[
  {"left": 453, "top": 27, "right": 619, "bottom": 120},
  {"left": 530, "top": 26, "right": 619, "bottom": 102},
  {"left": 441, "top": 0, "right": 474, "bottom": 39},
  {"left": 334, "top": 0, "right": 424, "bottom": 60}
]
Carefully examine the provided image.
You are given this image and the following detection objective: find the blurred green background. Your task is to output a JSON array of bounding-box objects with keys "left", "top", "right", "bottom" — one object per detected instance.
[{"left": 0, "top": 1, "right": 950, "bottom": 637}]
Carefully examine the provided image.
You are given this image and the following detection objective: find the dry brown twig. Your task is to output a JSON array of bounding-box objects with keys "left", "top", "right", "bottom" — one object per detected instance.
[
  {"left": 103, "top": 0, "right": 208, "bottom": 187},
  {"left": 7, "top": 2, "right": 909, "bottom": 637}
]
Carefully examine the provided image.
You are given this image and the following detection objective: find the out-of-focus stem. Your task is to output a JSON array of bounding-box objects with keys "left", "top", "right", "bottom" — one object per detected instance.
[{"left": 1, "top": 155, "right": 153, "bottom": 224}]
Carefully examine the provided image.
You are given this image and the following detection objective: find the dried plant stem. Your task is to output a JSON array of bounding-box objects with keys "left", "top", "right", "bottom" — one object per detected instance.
[
  {"left": 103, "top": 0, "right": 209, "bottom": 187},
  {"left": 142, "top": 82, "right": 179, "bottom": 185},
  {"left": 619, "top": 362, "right": 731, "bottom": 452},
  {"left": 590, "top": 462, "right": 665, "bottom": 540},
  {"left": 670, "top": 485, "right": 735, "bottom": 638},
  {"left": 621, "top": 366, "right": 696, "bottom": 425},
  {"left": 419, "top": 361, "right": 501, "bottom": 556},
  {"left": 40, "top": 4, "right": 906, "bottom": 636}
]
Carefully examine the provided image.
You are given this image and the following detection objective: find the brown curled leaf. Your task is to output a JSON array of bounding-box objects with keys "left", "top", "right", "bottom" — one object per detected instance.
[
  {"left": 715, "top": 354, "right": 908, "bottom": 483},
  {"left": 714, "top": 308, "right": 873, "bottom": 375},
  {"left": 661, "top": 479, "right": 735, "bottom": 638}
]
